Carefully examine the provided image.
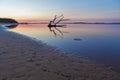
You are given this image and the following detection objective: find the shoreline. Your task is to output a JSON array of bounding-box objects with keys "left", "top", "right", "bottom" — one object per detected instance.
[{"left": 0, "top": 27, "right": 120, "bottom": 80}]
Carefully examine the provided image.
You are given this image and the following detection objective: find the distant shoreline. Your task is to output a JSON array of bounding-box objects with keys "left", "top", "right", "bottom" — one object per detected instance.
[{"left": 19, "top": 22, "right": 120, "bottom": 24}]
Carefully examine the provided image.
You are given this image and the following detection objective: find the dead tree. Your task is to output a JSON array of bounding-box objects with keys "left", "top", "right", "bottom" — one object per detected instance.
[{"left": 48, "top": 15, "right": 67, "bottom": 38}]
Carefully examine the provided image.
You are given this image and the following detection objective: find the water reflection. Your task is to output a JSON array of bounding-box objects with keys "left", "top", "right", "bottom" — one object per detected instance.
[
  {"left": 48, "top": 24, "right": 67, "bottom": 38},
  {"left": 4, "top": 23, "right": 18, "bottom": 29},
  {"left": 7, "top": 24, "right": 18, "bottom": 29},
  {"left": 10, "top": 24, "right": 120, "bottom": 71}
]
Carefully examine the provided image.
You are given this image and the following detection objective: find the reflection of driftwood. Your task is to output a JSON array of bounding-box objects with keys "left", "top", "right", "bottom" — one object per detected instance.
[
  {"left": 48, "top": 25, "right": 65, "bottom": 38},
  {"left": 48, "top": 15, "right": 67, "bottom": 38}
]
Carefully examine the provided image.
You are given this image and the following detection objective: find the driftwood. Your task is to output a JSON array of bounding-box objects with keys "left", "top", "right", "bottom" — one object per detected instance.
[{"left": 48, "top": 15, "right": 67, "bottom": 38}]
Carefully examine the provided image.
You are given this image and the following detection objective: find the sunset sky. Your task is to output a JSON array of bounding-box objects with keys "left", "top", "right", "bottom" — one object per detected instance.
[{"left": 0, "top": 0, "right": 120, "bottom": 22}]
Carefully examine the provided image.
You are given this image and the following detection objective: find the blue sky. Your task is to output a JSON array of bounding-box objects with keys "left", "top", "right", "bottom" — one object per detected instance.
[{"left": 0, "top": 0, "right": 120, "bottom": 21}]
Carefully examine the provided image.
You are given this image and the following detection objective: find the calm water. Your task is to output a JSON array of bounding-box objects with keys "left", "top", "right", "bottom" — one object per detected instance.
[{"left": 10, "top": 24, "right": 120, "bottom": 70}]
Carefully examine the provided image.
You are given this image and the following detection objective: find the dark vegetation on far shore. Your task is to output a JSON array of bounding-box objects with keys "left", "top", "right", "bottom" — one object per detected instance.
[
  {"left": 0, "top": 18, "right": 18, "bottom": 24},
  {"left": 0, "top": 18, "right": 18, "bottom": 28}
]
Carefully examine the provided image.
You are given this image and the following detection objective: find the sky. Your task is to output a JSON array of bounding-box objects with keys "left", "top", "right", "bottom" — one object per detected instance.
[{"left": 0, "top": 0, "right": 120, "bottom": 22}]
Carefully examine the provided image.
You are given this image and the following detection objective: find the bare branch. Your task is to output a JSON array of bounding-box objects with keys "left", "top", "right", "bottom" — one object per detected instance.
[
  {"left": 52, "top": 14, "right": 63, "bottom": 23},
  {"left": 52, "top": 15, "right": 57, "bottom": 23},
  {"left": 55, "top": 16, "right": 64, "bottom": 25}
]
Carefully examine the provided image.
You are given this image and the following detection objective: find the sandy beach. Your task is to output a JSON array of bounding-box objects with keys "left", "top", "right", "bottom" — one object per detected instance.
[{"left": 0, "top": 27, "right": 120, "bottom": 80}]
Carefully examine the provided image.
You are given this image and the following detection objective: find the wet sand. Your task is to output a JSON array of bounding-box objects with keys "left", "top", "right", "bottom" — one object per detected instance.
[{"left": 0, "top": 28, "right": 120, "bottom": 80}]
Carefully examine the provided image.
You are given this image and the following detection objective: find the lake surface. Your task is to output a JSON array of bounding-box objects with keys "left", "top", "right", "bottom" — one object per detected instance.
[{"left": 10, "top": 24, "right": 120, "bottom": 70}]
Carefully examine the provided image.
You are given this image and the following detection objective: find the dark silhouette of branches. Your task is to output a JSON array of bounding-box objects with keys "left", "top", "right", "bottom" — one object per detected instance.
[{"left": 48, "top": 14, "right": 67, "bottom": 38}]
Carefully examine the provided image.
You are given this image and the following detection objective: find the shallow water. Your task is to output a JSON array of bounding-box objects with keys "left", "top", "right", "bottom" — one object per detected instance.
[{"left": 10, "top": 24, "right": 120, "bottom": 70}]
